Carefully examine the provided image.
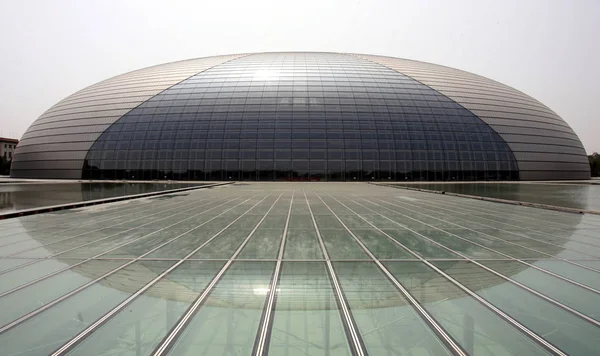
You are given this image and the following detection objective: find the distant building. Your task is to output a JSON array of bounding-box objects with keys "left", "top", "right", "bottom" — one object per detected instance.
[{"left": 0, "top": 137, "right": 18, "bottom": 162}]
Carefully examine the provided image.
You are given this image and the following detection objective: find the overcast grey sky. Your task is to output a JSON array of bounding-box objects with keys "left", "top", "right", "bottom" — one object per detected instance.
[{"left": 1, "top": 0, "right": 598, "bottom": 153}]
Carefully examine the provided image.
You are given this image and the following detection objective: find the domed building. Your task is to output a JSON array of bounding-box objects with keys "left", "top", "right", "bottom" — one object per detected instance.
[{"left": 11, "top": 52, "right": 590, "bottom": 181}]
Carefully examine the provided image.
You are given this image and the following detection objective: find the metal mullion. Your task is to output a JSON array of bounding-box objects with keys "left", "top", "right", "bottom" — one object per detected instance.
[
  {"left": 469, "top": 258, "right": 579, "bottom": 262},
  {"left": 328, "top": 193, "right": 567, "bottom": 356},
  {"left": 378, "top": 196, "right": 599, "bottom": 260},
  {"left": 417, "top": 195, "right": 583, "bottom": 230},
  {"left": 151, "top": 192, "right": 283, "bottom": 356},
  {"left": 273, "top": 258, "right": 327, "bottom": 262},
  {"left": 52, "top": 192, "right": 282, "bottom": 355},
  {"left": 0, "top": 195, "right": 179, "bottom": 247},
  {"left": 185, "top": 258, "right": 279, "bottom": 262},
  {"left": 0, "top": 194, "right": 213, "bottom": 257},
  {"left": 328, "top": 258, "right": 382, "bottom": 261},
  {"left": 429, "top": 191, "right": 600, "bottom": 228},
  {"left": 424, "top": 199, "right": 600, "bottom": 250},
  {"left": 254, "top": 191, "right": 294, "bottom": 355},
  {"left": 371, "top": 196, "right": 600, "bottom": 274},
  {"left": 350, "top": 196, "right": 600, "bottom": 326},
  {"left": 0, "top": 196, "right": 241, "bottom": 300},
  {"left": 0, "top": 199, "right": 216, "bottom": 275},
  {"left": 356, "top": 197, "right": 600, "bottom": 296},
  {"left": 122, "top": 257, "right": 182, "bottom": 261},
  {"left": 406, "top": 196, "right": 600, "bottom": 252},
  {"left": 471, "top": 262, "right": 600, "bottom": 326},
  {"left": 0, "top": 190, "right": 193, "bottom": 243},
  {"left": 415, "top": 196, "right": 594, "bottom": 236},
  {"left": 378, "top": 258, "right": 466, "bottom": 262},
  {"left": 375, "top": 196, "right": 600, "bottom": 274},
  {"left": 0, "top": 194, "right": 229, "bottom": 278},
  {"left": 0, "top": 194, "right": 159, "bottom": 235},
  {"left": 415, "top": 192, "right": 600, "bottom": 231},
  {"left": 314, "top": 192, "right": 466, "bottom": 356},
  {"left": 0, "top": 194, "right": 256, "bottom": 333},
  {"left": 303, "top": 190, "right": 367, "bottom": 356},
  {"left": 0, "top": 185, "right": 220, "bottom": 234}
]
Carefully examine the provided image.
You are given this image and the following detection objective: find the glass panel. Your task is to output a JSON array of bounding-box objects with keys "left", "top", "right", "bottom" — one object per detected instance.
[
  {"left": 239, "top": 196, "right": 290, "bottom": 259},
  {"left": 392, "top": 227, "right": 504, "bottom": 259},
  {"left": 0, "top": 260, "right": 176, "bottom": 356},
  {"left": 320, "top": 229, "right": 369, "bottom": 259},
  {"left": 384, "top": 261, "right": 550, "bottom": 355},
  {"left": 571, "top": 260, "right": 600, "bottom": 270},
  {"left": 167, "top": 261, "right": 275, "bottom": 355},
  {"left": 284, "top": 229, "right": 324, "bottom": 260},
  {"left": 58, "top": 229, "right": 159, "bottom": 258},
  {"left": 380, "top": 229, "right": 460, "bottom": 258},
  {"left": 67, "top": 261, "right": 225, "bottom": 355},
  {"left": 0, "top": 259, "right": 125, "bottom": 326},
  {"left": 0, "top": 258, "right": 38, "bottom": 273},
  {"left": 113, "top": 228, "right": 218, "bottom": 259},
  {"left": 0, "top": 258, "right": 85, "bottom": 294},
  {"left": 348, "top": 229, "right": 413, "bottom": 259},
  {"left": 288, "top": 214, "right": 313, "bottom": 229},
  {"left": 191, "top": 215, "right": 264, "bottom": 259},
  {"left": 10, "top": 229, "right": 151, "bottom": 259},
  {"left": 480, "top": 260, "right": 600, "bottom": 320},
  {"left": 434, "top": 261, "right": 600, "bottom": 355},
  {"left": 334, "top": 261, "right": 451, "bottom": 355},
  {"left": 531, "top": 260, "right": 600, "bottom": 291},
  {"left": 237, "top": 228, "right": 283, "bottom": 259},
  {"left": 268, "top": 262, "right": 352, "bottom": 355}
]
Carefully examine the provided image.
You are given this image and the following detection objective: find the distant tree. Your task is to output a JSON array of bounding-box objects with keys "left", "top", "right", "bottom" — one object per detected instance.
[
  {"left": 589, "top": 153, "right": 600, "bottom": 177},
  {"left": 0, "top": 156, "right": 10, "bottom": 175}
]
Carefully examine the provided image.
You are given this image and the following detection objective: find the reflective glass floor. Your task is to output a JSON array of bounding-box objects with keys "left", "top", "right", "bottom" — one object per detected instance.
[
  {"left": 0, "top": 182, "right": 204, "bottom": 214},
  {"left": 0, "top": 182, "right": 599, "bottom": 356},
  {"left": 383, "top": 182, "right": 600, "bottom": 212}
]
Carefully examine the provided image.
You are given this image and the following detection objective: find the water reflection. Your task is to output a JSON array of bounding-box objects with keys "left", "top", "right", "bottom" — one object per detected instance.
[
  {"left": 0, "top": 182, "right": 200, "bottom": 213},
  {"left": 6, "top": 185, "right": 599, "bottom": 355},
  {"left": 434, "top": 261, "right": 600, "bottom": 355},
  {"left": 393, "top": 183, "right": 600, "bottom": 211}
]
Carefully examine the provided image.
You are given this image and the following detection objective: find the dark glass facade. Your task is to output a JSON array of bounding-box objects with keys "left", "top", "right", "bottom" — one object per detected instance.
[{"left": 81, "top": 53, "right": 518, "bottom": 181}]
